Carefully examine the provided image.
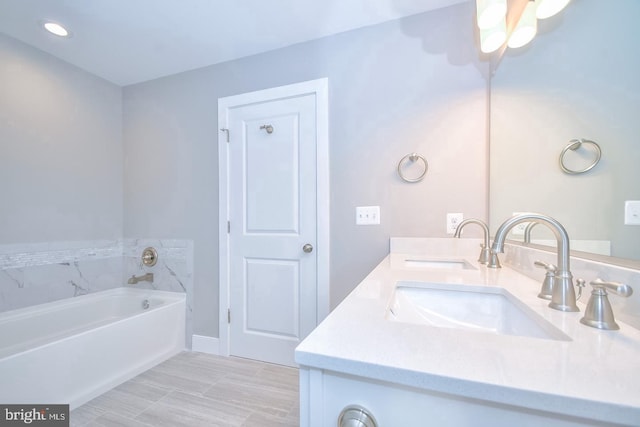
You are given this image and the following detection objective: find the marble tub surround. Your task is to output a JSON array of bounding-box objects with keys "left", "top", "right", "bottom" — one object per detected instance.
[
  {"left": 296, "top": 238, "right": 640, "bottom": 426},
  {"left": 0, "top": 240, "right": 123, "bottom": 313},
  {"left": 123, "top": 239, "right": 194, "bottom": 348},
  {"left": 0, "top": 239, "right": 194, "bottom": 348}
]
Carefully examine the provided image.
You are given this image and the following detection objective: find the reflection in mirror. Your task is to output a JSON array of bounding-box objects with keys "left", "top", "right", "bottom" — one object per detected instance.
[{"left": 490, "top": 0, "right": 640, "bottom": 262}]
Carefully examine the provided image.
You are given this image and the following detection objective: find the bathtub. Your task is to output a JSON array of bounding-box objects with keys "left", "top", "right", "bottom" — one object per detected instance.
[{"left": 0, "top": 287, "right": 185, "bottom": 409}]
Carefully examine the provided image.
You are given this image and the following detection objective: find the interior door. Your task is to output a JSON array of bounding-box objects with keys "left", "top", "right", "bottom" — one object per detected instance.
[{"left": 227, "top": 93, "right": 317, "bottom": 366}]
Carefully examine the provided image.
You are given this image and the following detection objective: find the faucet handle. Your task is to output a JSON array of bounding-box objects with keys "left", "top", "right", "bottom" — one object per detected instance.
[
  {"left": 575, "top": 278, "right": 586, "bottom": 300},
  {"left": 534, "top": 260, "right": 557, "bottom": 300},
  {"left": 589, "top": 278, "right": 633, "bottom": 297},
  {"left": 580, "top": 279, "right": 633, "bottom": 330},
  {"left": 534, "top": 260, "right": 557, "bottom": 273}
]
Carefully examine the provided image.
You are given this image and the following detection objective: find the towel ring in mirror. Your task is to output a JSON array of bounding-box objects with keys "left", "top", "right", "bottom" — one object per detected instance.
[
  {"left": 559, "top": 138, "right": 601, "bottom": 175},
  {"left": 397, "top": 153, "right": 428, "bottom": 183}
]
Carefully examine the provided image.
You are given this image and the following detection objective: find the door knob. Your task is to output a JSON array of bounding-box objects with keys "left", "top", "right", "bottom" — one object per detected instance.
[{"left": 302, "top": 244, "right": 313, "bottom": 253}]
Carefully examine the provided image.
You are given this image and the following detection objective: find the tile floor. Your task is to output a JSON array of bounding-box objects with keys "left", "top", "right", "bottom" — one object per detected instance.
[{"left": 71, "top": 352, "right": 299, "bottom": 427}]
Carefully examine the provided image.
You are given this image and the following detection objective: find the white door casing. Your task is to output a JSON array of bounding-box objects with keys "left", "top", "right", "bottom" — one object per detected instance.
[{"left": 218, "top": 79, "right": 329, "bottom": 366}]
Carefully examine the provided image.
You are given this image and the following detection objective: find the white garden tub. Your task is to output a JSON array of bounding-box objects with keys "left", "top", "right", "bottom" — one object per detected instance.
[{"left": 0, "top": 287, "right": 185, "bottom": 409}]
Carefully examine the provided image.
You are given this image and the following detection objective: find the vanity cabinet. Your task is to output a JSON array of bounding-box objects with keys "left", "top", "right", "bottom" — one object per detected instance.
[
  {"left": 295, "top": 238, "right": 640, "bottom": 427},
  {"left": 299, "top": 367, "right": 618, "bottom": 427}
]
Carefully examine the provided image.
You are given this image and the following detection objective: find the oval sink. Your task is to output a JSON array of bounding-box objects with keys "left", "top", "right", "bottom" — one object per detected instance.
[{"left": 386, "top": 281, "right": 570, "bottom": 341}]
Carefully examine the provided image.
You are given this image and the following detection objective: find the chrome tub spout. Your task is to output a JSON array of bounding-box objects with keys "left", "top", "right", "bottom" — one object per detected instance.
[{"left": 127, "top": 272, "right": 154, "bottom": 285}]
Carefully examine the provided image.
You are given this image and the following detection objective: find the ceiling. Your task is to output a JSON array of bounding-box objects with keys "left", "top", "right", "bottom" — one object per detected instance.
[{"left": 0, "top": 0, "right": 467, "bottom": 86}]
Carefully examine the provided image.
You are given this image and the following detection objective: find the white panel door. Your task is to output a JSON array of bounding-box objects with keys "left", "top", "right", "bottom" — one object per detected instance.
[{"left": 227, "top": 93, "right": 317, "bottom": 366}]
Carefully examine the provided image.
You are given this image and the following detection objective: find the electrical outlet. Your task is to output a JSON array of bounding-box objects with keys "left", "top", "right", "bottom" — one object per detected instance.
[
  {"left": 625, "top": 200, "right": 640, "bottom": 225},
  {"left": 446, "top": 213, "right": 463, "bottom": 234},
  {"left": 356, "top": 206, "right": 380, "bottom": 225},
  {"left": 511, "top": 211, "right": 534, "bottom": 235}
]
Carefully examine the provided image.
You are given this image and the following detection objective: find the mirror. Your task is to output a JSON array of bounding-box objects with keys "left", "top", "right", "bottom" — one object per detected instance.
[{"left": 490, "top": 0, "right": 640, "bottom": 262}]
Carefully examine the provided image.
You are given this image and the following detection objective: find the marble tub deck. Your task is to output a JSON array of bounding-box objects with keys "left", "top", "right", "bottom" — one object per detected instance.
[{"left": 71, "top": 352, "right": 299, "bottom": 427}]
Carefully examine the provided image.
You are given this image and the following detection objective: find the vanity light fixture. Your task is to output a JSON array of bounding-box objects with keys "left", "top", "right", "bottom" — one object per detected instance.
[
  {"left": 480, "top": 19, "right": 507, "bottom": 53},
  {"left": 43, "top": 21, "right": 70, "bottom": 37},
  {"left": 507, "top": 0, "right": 537, "bottom": 48},
  {"left": 535, "top": 0, "right": 571, "bottom": 19},
  {"left": 476, "top": 0, "right": 508, "bottom": 29}
]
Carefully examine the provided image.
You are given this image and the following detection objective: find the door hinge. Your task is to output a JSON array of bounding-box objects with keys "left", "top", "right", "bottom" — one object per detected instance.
[
  {"left": 227, "top": 221, "right": 230, "bottom": 233},
  {"left": 227, "top": 308, "right": 231, "bottom": 324},
  {"left": 220, "top": 128, "right": 230, "bottom": 143}
]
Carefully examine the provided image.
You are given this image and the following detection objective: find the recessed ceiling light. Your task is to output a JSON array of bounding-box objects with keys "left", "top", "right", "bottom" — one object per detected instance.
[{"left": 43, "top": 21, "right": 71, "bottom": 37}]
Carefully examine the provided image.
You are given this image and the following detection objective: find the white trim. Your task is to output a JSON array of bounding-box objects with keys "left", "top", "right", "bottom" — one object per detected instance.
[
  {"left": 191, "top": 335, "right": 220, "bottom": 355},
  {"left": 217, "top": 78, "right": 330, "bottom": 357}
]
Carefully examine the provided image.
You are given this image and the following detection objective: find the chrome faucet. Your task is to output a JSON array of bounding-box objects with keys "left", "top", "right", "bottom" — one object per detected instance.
[
  {"left": 454, "top": 218, "right": 490, "bottom": 264},
  {"left": 489, "top": 213, "right": 579, "bottom": 312},
  {"left": 127, "top": 272, "right": 154, "bottom": 285}
]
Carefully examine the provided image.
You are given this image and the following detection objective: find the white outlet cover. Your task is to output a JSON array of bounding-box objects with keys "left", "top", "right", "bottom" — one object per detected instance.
[
  {"left": 624, "top": 200, "right": 640, "bottom": 225},
  {"left": 446, "top": 213, "right": 463, "bottom": 234},
  {"left": 511, "top": 212, "right": 535, "bottom": 235}
]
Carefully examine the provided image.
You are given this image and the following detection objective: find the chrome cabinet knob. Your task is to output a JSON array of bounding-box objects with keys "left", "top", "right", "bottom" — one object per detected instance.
[
  {"left": 338, "top": 405, "right": 377, "bottom": 427},
  {"left": 302, "top": 244, "right": 313, "bottom": 253}
]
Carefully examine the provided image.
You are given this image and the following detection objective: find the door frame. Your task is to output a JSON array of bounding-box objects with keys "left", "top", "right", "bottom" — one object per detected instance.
[{"left": 217, "top": 78, "right": 330, "bottom": 358}]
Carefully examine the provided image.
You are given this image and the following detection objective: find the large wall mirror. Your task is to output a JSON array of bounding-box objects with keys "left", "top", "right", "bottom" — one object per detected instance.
[{"left": 490, "top": 0, "right": 640, "bottom": 264}]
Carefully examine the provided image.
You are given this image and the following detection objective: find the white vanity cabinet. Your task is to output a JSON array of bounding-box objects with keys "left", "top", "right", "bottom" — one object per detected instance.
[
  {"left": 299, "top": 367, "right": 614, "bottom": 427},
  {"left": 295, "top": 238, "right": 640, "bottom": 427}
]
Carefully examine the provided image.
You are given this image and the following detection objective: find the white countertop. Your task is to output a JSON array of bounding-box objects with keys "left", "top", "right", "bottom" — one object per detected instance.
[{"left": 295, "top": 238, "right": 640, "bottom": 426}]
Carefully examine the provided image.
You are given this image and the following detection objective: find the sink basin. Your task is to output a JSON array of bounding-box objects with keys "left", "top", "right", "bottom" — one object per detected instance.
[
  {"left": 386, "top": 281, "right": 570, "bottom": 341},
  {"left": 403, "top": 258, "right": 477, "bottom": 270}
]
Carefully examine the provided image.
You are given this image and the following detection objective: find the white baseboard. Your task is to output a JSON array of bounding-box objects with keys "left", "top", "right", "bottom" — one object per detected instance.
[{"left": 191, "top": 335, "right": 220, "bottom": 355}]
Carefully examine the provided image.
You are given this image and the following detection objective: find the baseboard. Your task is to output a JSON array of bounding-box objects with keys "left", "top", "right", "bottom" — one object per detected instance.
[{"left": 191, "top": 335, "right": 220, "bottom": 355}]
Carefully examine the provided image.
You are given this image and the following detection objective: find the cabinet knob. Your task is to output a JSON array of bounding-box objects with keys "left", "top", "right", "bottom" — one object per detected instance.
[{"left": 338, "top": 405, "right": 377, "bottom": 427}]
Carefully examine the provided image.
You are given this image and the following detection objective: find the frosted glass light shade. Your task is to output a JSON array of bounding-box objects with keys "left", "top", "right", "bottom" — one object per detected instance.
[
  {"left": 508, "top": 1, "right": 537, "bottom": 48},
  {"left": 480, "top": 19, "right": 507, "bottom": 53},
  {"left": 476, "top": 0, "right": 508, "bottom": 29},
  {"left": 536, "top": 0, "right": 571, "bottom": 19}
]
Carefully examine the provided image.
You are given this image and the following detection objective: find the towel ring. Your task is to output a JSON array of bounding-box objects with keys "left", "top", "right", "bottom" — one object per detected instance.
[
  {"left": 397, "top": 153, "right": 428, "bottom": 183},
  {"left": 559, "top": 138, "right": 601, "bottom": 175}
]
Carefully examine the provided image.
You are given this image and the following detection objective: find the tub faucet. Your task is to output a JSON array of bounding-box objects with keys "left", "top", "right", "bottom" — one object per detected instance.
[
  {"left": 454, "top": 218, "right": 490, "bottom": 264},
  {"left": 489, "top": 213, "right": 579, "bottom": 312},
  {"left": 128, "top": 273, "right": 154, "bottom": 285}
]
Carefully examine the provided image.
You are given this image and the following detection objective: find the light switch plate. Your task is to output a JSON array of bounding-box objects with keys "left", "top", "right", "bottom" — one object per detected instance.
[
  {"left": 624, "top": 200, "right": 640, "bottom": 225},
  {"left": 356, "top": 206, "right": 380, "bottom": 225}
]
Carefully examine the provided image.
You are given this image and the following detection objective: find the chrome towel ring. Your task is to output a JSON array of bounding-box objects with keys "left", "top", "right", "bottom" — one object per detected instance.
[
  {"left": 397, "top": 153, "right": 428, "bottom": 183},
  {"left": 559, "top": 138, "right": 601, "bottom": 175}
]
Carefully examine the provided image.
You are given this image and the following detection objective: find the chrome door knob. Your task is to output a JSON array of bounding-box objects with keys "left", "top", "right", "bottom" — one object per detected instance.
[{"left": 302, "top": 244, "right": 313, "bottom": 253}]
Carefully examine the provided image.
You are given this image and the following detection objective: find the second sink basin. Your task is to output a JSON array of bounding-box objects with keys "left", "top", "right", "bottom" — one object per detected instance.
[
  {"left": 386, "top": 281, "right": 570, "bottom": 341},
  {"left": 403, "top": 258, "right": 477, "bottom": 270}
]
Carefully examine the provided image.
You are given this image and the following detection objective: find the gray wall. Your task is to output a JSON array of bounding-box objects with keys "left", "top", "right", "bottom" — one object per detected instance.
[
  {"left": 490, "top": 0, "right": 640, "bottom": 260},
  {"left": 0, "top": 33, "right": 123, "bottom": 244},
  {"left": 123, "top": 3, "right": 489, "bottom": 338}
]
